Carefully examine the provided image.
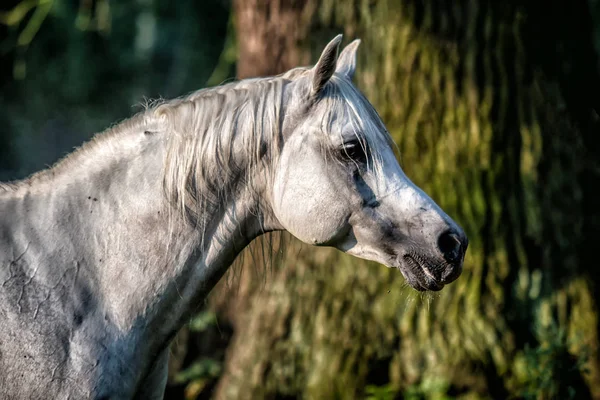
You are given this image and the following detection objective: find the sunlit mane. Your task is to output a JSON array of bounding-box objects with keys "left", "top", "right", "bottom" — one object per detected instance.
[
  {"left": 157, "top": 72, "right": 392, "bottom": 225},
  {"left": 157, "top": 75, "right": 286, "bottom": 225}
]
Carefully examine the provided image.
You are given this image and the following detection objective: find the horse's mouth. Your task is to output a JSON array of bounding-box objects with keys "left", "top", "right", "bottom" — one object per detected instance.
[{"left": 397, "top": 254, "right": 446, "bottom": 292}]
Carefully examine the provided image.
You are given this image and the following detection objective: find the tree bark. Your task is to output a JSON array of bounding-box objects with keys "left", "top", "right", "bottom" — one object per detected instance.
[{"left": 233, "top": 0, "right": 313, "bottom": 79}]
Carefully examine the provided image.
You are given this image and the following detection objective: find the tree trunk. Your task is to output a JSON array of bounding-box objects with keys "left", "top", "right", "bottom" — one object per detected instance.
[{"left": 233, "top": 0, "right": 313, "bottom": 79}]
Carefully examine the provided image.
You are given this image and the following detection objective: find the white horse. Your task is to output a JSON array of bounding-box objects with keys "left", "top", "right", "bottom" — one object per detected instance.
[{"left": 0, "top": 35, "right": 467, "bottom": 399}]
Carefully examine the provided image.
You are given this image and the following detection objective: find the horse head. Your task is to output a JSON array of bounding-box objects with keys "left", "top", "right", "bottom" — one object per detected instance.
[{"left": 271, "top": 35, "right": 468, "bottom": 291}]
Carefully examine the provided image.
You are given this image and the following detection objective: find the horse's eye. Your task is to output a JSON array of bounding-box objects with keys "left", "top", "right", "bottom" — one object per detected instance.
[{"left": 341, "top": 141, "right": 368, "bottom": 164}]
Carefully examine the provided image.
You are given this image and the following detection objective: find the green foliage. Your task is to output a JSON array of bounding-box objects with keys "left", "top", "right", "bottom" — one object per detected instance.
[
  {"left": 518, "top": 323, "right": 590, "bottom": 400},
  {"left": 365, "top": 383, "right": 398, "bottom": 400},
  {"left": 0, "top": 0, "right": 229, "bottom": 180},
  {"left": 175, "top": 311, "right": 223, "bottom": 399},
  {"left": 188, "top": 311, "right": 218, "bottom": 333},
  {"left": 365, "top": 379, "right": 455, "bottom": 400},
  {"left": 174, "top": 358, "right": 222, "bottom": 385},
  {"left": 174, "top": 358, "right": 223, "bottom": 400},
  {"left": 1, "top": 0, "right": 111, "bottom": 79},
  {"left": 403, "top": 378, "right": 453, "bottom": 400}
]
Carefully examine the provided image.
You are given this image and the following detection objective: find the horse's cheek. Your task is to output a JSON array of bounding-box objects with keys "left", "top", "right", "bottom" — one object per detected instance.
[{"left": 273, "top": 167, "right": 348, "bottom": 245}]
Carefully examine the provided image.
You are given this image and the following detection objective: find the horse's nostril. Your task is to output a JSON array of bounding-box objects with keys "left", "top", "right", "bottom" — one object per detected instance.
[{"left": 438, "top": 230, "right": 463, "bottom": 263}]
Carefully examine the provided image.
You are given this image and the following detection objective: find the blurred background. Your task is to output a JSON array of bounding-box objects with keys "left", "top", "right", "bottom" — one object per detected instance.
[{"left": 2, "top": 0, "right": 600, "bottom": 399}]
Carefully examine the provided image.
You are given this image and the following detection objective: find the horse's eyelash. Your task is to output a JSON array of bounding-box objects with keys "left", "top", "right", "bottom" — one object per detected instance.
[
  {"left": 338, "top": 140, "right": 369, "bottom": 166},
  {"left": 340, "top": 139, "right": 366, "bottom": 150},
  {"left": 347, "top": 137, "right": 369, "bottom": 149}
]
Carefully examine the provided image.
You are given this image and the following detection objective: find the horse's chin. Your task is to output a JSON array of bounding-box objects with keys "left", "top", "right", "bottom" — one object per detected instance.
[
  {"left": 342, "top": 243, "right": 454, "bottom": 292},
  {"left": 396, "top": 254, "right": 446, "bottom": 292}
]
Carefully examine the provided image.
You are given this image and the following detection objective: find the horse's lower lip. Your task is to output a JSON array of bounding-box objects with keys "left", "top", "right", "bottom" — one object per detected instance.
[
  {"left": 398, "top": 255, "right": 445, "bottom": 291},
  {"left": 410, "top": 276, "right": 444, "bottom": 291}
]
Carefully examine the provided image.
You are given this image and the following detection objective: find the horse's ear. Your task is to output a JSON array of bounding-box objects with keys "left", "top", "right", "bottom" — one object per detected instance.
[
  {"left": 310, "top": 34, "right": 343, "bottom": 96},
  {"left": 335, "top": 39, "right": 361, "bottom": 80}
]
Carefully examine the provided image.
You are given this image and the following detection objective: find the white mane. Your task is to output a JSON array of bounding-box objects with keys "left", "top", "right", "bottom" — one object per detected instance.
[{"left": 155, "top": 71, "right": 392, "bottom": 225}]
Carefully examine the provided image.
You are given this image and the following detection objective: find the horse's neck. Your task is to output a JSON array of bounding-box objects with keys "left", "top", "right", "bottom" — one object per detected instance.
[{"left": 4, "top": 125, "right": 266, "bottom": 362}]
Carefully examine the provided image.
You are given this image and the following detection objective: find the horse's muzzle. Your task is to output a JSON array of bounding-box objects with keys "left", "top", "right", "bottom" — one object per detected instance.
[{"left": 398, "top": 228, "right": 468, "bottom": 292}]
